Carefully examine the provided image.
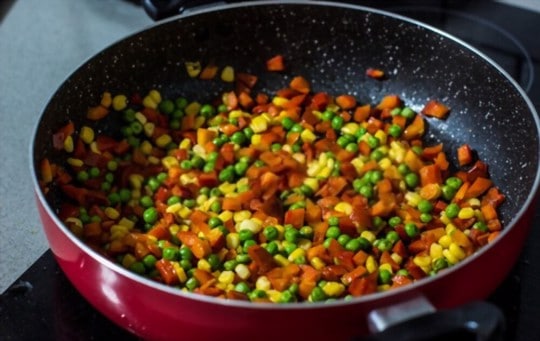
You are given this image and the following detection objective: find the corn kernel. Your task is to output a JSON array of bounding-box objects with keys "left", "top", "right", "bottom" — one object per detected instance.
[
  {"left": 218, "top": 210, "right": 233, "bottom": 223},
  {"left": 341, "top": 122, "right": 360, "bottom": 135},
  {"left": 351, "top": 158, "right": 365, "bottom": 173},
  {"left": 378, "top": 284, "right": 392, "bottom": 292},
  {"left": 104, "top": 207, "right": 120, "bottom": 220},
  {"left": 121, "top": 253, "right": 136, "bottom": 268},
  {"left": 63, "top": 135, "right": 74, "bottom": 153},
  {"left": 250, "top": 116, "right": 269, "bottom": 133},
  {"left": 449, "top": 243, "right": 466, "bottom": 260},
  {"left": 445, "top": 223, "right": 457, "bottom": 235},
  {"left": 322, "top": 282, "right": 346, "bottom": 297},
  {"left": 80, "top": 126, "right": 95, "bottom": 144},
  {"left": 235, "top": 263, "right": 251, "bottom": 280},
  {"left": 366, "top": 256, "right": 378, "bottom": 273},
  {"left": 439, "top": 235, "right": 452, "bottom": 248},
  {"left": 140, "top": 140, "right": 153, "bottom": 155},
  {"left": 272, "top": 96, "right": 289, "bottom": 107},
  {"left": 226, "top": 233, "right": 240, "bottom": 250},
  {"left": 111, "top": 225, "right": 129, "bottom": 240},
  {"left": 274, "top": 254, "right": 290, "bottom": 267},
  {"left": 288, "top": 248, "right": 306, "bottom": 262},
  {"left": 196, "top": 194, "right": 208, "bottom": 206},
  {"left": 360, "top": 231, "right": 376, "bottom": 243},
  {"left": 185, "top": 61, "right": 202, "bottom": 78},
  {"left": 172, "top": 262, "right": 187, "bottom": 283},
  {"left": 467, "top": 198, "right": 481, "bottom": 208},
  {"left": 379, "top": 263, "right": 393, "bottom": 273},
  {"left": 169, "top": 224, "right": 180, "bottom": 236},
  {"left": 219, "top": 182, "right": 236, "bottom": 195},
  {"left": 267, "top": 290, "right": 282, "bottom": 303},
  {"left": 303, "top": 178, "right": 319, "bottom": 192},
  {"left": 317, "top": 166, "right": 332, "bottom": 179},
  {"left": 378, "top": 157, "right": 392, "bottom": 171},
  {"left": 185, "top": 101, "right": 201, "bottom": 116},
  {"left": 233, "top": 210, "right": 251, "bottom": 223},
  {"left": 90, "top": 142, "right": 101, "bottom": 154},
  {"left": 143, "top": 122, "right": 155, "bottom": 137},
  {"left": 458, "top": 207, "right": 475, "bottom": 219},
  {"left": 178, "top": 206, "right": 192, "bottom": 219},
  {"left": 197, "top": 259, "right": 212, "bottom": 272},
  {"left": 430, "top": 243, "right": 444, "bottom": 260},
  {"left": 300, "top": 129, "right": 317, "bottom": 143},
  {"left": 155, "top": 134, "right": 172, "bottom": 148},
  {"left": 166, "top": 203, "right": 183, "bottom": 214},
  {"left": 143, "top": 95, "right": 158, "bottom": 109},
  {"left": 128, "top": 174, "right": 143, "bottom": 190},
  {"left": 405, "top": 191, "right": 422, "bottom": 207},
  {"left": 256, "top": 276, "right": 271, "bottom": 291},
  {"left": 390, "top": 252, "right": 403, "bottom": 265},
  {"left": 161, "top": 156, "right": 179, "bottom": 169},
  {"left": 99, "top": 91, "right": 112, "bottom": 107},
  {"left": 334, "top": 202, "right": 353, "bottom": 215},
  {"left": 67, "top": 158, "right": 84, "bottom": 167},
  {"left": 310, "top": 256, "right": 325, "bottom": 270},
  {"left": 374, "top": 130, "right": 387, "bottom": 145},
  {"left": 65, "top": 217, "right": 83, "bottom": 228},
  {"left": 220, "top": 66, "right": 235, "bottom": 82},
  {"left": 292, "top": 153, "right": 306, "bottom": 164},
  {"left": 413, "top": 255, "right": 432, "bottom": 268},
  {"left": 112, "top": 94, "right": 128, "bottom": 111},
  {"left": 443, "top": 249, "right": 459, "bottom": 265},
  {"left": 118, "top": 217, "right": 135, "bottom": 229},
  {"left": 148, "top": 89, "right": 161, "bottom": 103},
  {"left": 148, "top": 155, "right": 160, "bottom": 165},
  {"left": 440, "top": 212, "right": 451, "bottom": 225},
  {"left": 218, "top": 271, "right": 235, "bottom": 285}
]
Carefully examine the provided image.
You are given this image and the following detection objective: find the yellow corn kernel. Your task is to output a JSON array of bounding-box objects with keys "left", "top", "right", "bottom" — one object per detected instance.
[
  {"left": 405, "top": 191, "right": 422, "bottom": 207},
  {"left": 267, "top": 290, "right": 282, "bottom": 303},
  {"left": 282, "top": 144, "right": 292, "bottom": 153},
  {"left": 161, "top": 156, "right": 179, "bottom": 170},
  {"left": 300, "top": 129, "right": 317, "bottom": 143},
  {"left": 334, "top": 202, "right": 353, "bottom": 215},
  {"left": 366, "top": 256, "right": 378, "bottom": 273},
  {"left": 118, "top": 217, "right": 134, "bottom": 229},
  {"left": 218, "top": 210, "right": 233, "bottom": 223},
  {"left": 143, "top": 95, "right": 158, "bottom": 109},
  {"left": 65, "top": 217, "right": 83, "bottom": 228},
  {"left": 63, "top": 135, "right": 74, "bottom": 153},
  {"left": 292, "top": 153, "right": 306, "bottom": 165},
  {"left": 155, "top": 134, "right": 172, "bottom": 148},
  {"left": 377, "top": 284, "right": 392, "bottom": 292},
  {"left": 274, "top": 254, "right": 290, "bottom": 267},
  {"left": 303, "top": 177, "right": 319, "bottom": 192},
  {"left": 297, "top": 238, "right": 312, "bottom": 250},
  {"left": 233, "top": 210, "right": 252, "bottom": 223},
  {"left": 121, "top": 254, "right": 136, "bottom": 268},
  {"left": 322, "top": 282, "right": 345, "bottom": 297},
  {"left": 90, "top": 142, "right": 101, "bottom": 154},
  {"left": 235, "top": 264, "right": 251, "bottom": 280},
  {"left": 168, "top": 224, "right": 180, "bottom": 236},
  {"left": 361, "top": 231, "right": 376, "bottom": 243},
  {"left": 341, "top": 122, "right": 360, "bottom": 135},
  {"left": 178, "top": 206, "right": 192, "bottom": 219},
  {"left": 104, "top": 207, "right": 120, "bottom": 220},
  {"left": 374, "top": 130, "right": 387, "bottom": 145},
  {"left": 67, "top": 158, "right": 84, "bottom": 167},
  {"left": 218, "top": 270, "right": 235, "bottom": 285},
  {"left": 180, "top": 173, "right": 197, "bottom": 186},
  {"left": 351, "top": 157, "right": 365, "bottom": 173},
  {"left": 310, "top": 256, "right": 325, "bottom": 270},
  {"left": 379, "top": 263, "right": 393, "bottom": 274},
  {"left": 443, "top": 249, "right": 459, "bottom": 265},
  {"left": 185, "top": 61, "right": 202, "bottom": 78},
  {"left": 172, "top": 262, "right": 187, "bottom": 283},
  {"left": 389, "top": 141, "right": 406, "bottom": 163},
  {"left": 390, "top": 252, "right": 403, "bottom": 265},
  {"left": 197, "top": 259, "right": 212, "bottom": 272},
  {"left": 430, "top": 243, "right": 444, "bottom": 260},
  {"left": 458, "top": 207, "right": 475, "bottom": 219},
  {"left": 219, "top": 182, "right": 236, "bottom": 195},
  {"left": 111, "top": 225, "right": 129, "bottom": 240},
  {"left": 140, "top": 140, "right": 153, "bottom": 155},
  {"left": 317, "top": 166, "right": 332, "bottom": 179},
  {"left": 112, "top": 94, "right": 128, "bottom": 111},
  {"left": 467, "top": 198, "right": 481, "bottom": 208},
  {"left": 226, "top": 233, "right": 240, "bottom": 250},
  {"left": 166, "top": 203, "right": 183, "bottom": 214},
  {"left": 148, "top": 155, "right": 160, "bottom": 165},
  {"left": 220, "top": 66, "right": 235, "bottom": 82},
  {"left": 196, "top": 194, "right": 208, "bottom": 207},
  {"left": 288, "top": 248, "right": 306, "bottom": 262},
  {"left": 255, "top": 276, "right": 271, "bottom": 291},
  {"left": 144, "top": 122, "right": 155, "bottom": 137},
  {"left": 80, "top": 126, "right": 95, "bottom": 144},
  {"left": 378, "top": 157, "right": 392, "bottom": 171},
  {"left": 134, "top": 111, "right": 147, "bottom": 124},
  {"left": 445, "top": 223, "right": 457, "bottom": 235},
  {"left": 272, "top": 96, "right": 289, "bottom": 107},
  {"left": 413, "top": 255, "right": 432, "bottom": 268},
  {"left": 250, "top": 116, "right": 269, "bottom": 133},
  {"left": 249, "top": 133, "right": 261, "bottom": 146},
  {"left": 440, "top": 212, "right": 451, "bottom": 225},
  {"left": 100, "top": 91, "right": 112, "bottom": 107},
  {"left": 184, "top": 102, "right": 200, "bottom": 117},
  {"left": 449, "top": 243, "right": 466, "bottom": 260},
  {"left": 178, "top": 138, "right": 191, "bottom": 150},
  {"left": 148, "top": 89, "right": 161, "bottom": 104},
  {"left": 306, "top": 161, "right": 323, "bottom": 177},
  {"left": 238, "top": 218, "right": 262, "bottom": 234},
  {"left": 128, "top": 174, "right": 144, "bottom": 190}
]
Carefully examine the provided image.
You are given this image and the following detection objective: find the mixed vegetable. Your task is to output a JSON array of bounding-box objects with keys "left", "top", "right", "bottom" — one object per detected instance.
[{"left": 40, "top": 61, "right": 504, "bottom": 303}]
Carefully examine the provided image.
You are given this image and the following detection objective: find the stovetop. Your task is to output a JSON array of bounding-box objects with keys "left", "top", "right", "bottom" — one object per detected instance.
[{"left": 1, "top": 1, "right": 539, "bottom": 340}]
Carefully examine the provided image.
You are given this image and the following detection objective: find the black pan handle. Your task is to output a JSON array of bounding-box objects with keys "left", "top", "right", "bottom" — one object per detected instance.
[
  {"left": 142, "top": 0, "right": 243, "bottom": 20},
  {"left": 355, "top": 301, "right": 505, "bottom": 341}
]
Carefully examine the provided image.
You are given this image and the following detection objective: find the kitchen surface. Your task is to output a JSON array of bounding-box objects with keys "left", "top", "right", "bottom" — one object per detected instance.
[{"left": 1, "top": 0, "right": 540, "bottom": 340}]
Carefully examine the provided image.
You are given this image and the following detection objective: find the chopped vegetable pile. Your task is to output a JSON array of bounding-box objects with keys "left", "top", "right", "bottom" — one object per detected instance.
[{"left": 40, "top": 62, "right": 505, "bottom": 303}]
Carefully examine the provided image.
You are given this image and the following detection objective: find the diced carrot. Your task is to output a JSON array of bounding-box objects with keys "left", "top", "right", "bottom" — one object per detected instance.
[
  {"left": 310, "top": 92, "right": 330, "bottom": 110},
  {"left": 335, "top": 94, "right": 357, "bottom": 110},
  {"left": 199, "top": 64, "right": 218, "bottom": 80},
  {"left": 156, "top": 259, "right": 179, "bottom": 285},
  {"left": 366, "top": 68, "right": 385, "bottom": 79},
  {"left": 87, "top": 105, "right": 109, "bottom": 120},
  {"left": 353, "top": 104, "right": 371, "bottom": 123},
  {"left": 457, "top": 144, "right": 474, "bottom": 166},
  {"left": 348, "top": 272, "right": 378, "bottom": 296},
  {"left": 222, "top": 197, "right": 241, "bottom": 211},
  {"left": 419, "top": 164, "right": 442, "bottom": 186},
  {"left": 266, "top": 54, "right": 285, "bottom": 71},
  {"left": 247, "top": 245, "right": 278, "bottom": 274},
  {"left": 402, "top": 114, "right": 425, "bottom": 140},
  {"left": 236, "top": 72, "right": 258, "bottom": 89},
  {"left": 376, "top": 94, "right": 401, "bottom": 110},
  {"left": 284, "top": 208, "right": 305, "bottom": 228},
  {"left": 238, "top": 91, "right": 255, "bottom": 109},
  {"left": 289, "top": 76, "right": 310, "bottom": 94},
  {"left": 40, "top": 158, "right": 53, "bottom": 184},
  {"left": 463, "top": 177, "right": 492, "bottom": 200},
  {"left": 453, "top": 181, "right": 470, "bottom": 202},
  {"left": 422, "top": 99, "right": 450, "bottom": 119}
]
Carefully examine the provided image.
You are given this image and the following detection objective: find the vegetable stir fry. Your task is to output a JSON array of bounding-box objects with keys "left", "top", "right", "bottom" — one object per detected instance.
[{"left": 40, "top": 67, "right": 504, "bottom": 303}]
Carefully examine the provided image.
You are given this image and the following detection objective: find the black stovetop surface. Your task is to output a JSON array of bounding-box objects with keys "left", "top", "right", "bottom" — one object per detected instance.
[{"left": 2, "top": 1, "right": 540, "bottom": 340}]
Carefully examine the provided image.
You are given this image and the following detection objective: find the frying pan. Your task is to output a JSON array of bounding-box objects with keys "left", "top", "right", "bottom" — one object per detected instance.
[{"left": 31, "top": 1, "right": 540, "bottom": 340}]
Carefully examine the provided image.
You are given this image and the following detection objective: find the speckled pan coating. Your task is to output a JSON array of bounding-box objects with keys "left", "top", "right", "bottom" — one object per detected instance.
[{"left": 34, "top": 2, "right": 538, "bottom": 224}]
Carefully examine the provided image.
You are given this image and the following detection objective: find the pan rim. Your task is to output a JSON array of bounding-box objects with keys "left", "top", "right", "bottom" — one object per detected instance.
[{"left": 29, "top": 0, "right": 540, "bottom": 311}]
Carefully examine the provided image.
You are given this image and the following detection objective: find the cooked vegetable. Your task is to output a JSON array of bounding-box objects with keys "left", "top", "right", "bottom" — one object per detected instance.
[{"left": 41, "top": 70, "right": 504, "bottom": 304}]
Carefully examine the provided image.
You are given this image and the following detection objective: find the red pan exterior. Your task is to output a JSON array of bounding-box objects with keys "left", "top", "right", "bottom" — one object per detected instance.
[{"left": 31, "top": 2, "right": 540, "bottom": 340}]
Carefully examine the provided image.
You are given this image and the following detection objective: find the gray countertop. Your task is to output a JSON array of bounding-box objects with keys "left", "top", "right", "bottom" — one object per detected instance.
[{"left": 0, "top": 0, "right": 152, "bottom": 293}]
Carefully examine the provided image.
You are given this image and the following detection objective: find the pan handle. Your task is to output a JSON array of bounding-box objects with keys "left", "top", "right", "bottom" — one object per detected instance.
[
  {"left": 355, "top": 296, "right": 505, "bottom": 341},
  {"left": 142, "top": 0, "right": 238, "bottom": 20}
]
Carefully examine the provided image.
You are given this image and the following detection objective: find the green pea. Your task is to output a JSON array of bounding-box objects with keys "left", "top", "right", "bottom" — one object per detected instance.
[
  {"left": 433, "top": 258, "right": 449, "bottom": 272},
  {"left": 231, "top": 131, "right": 247, "bottom": 145},
  {"left": 207, "top": 253, "right": 221, "bottom": 270},
  {"left": 337, "top": 234, "right": 352, "bottom": 246},
  {"left": 234, "top": 162, "right": 249, "bottom": 176},
  {"left": 388, "top": 124, "right": 402, "bottom": 138},
  {"left": 265, "top": 241, "right": 279, "bottom": 255},
  {"left": 203, "top": 161, "right": 216, "bottom": 173},
  {"left": 359, "top": 185, "right": 373, "bottom": 199},
  {"left": 279, "top": 290, "right": 295, "bottom": 303},
  {"left": 179, "top": 259, "right": 192, "bottom": 270},
  {"left": 234, "top": 282, "right": 250, "bottom": 294},
  {"left": 183, "top": 198, "right": 196, "bottom": 208},
  {"left": 224, "top": 259, "right": 238, "bottom": 271},
  {"left": 345, "top": 238, "right": 362, "bottom": 252},
  {"left": 130, "top": 121, "right": 143, "bottom": 134},
  {"left": 337, "top": 136, "right": 350, "bottom": 148},
  {"left": 290, "top": 123, "right": 303, "bottom": 133},
  {"left": 446, "top": 177, "right": 463, "bottom": 190},
  {"left": 299, "top": 184, "right": 314, "bottom": 196},
  {"left": 107, "top": 160, "right": 118, "bottom": 171},
  {"left": 271, "top": 143, "right": 282, "bottom": 152},
  {"left": 175, "top": 97, "right": 188, "bottom": 109},
  {"left": 263, "top": 226, "right": 279, "bottom": 241},
  {"left": 445, "top": 203, "right": 460, "bottom": 219},
  {"left": 179, "top": 247, "right": 193, "bottom": 261},
  {"left": 326, "top": 226, "right": 341, "bottom": 239},
  {"left": 180, "top": 159, "right": 192, "bottom": 170},
  {"left": 378, "top": 269, "right": 392, "bottom": 285},
  {"left": 405, "top": 222, "right": 419, "bottom": 238},
  {"left": 140, "top": 195, "right": 154, "bottom": 208},
  {"left": 366, "top": 135, "right": 379, "bottom": 148},
  {"left": 310, "top": 286, "right": 327, "bottom": 302},
  {"left": 162, "top": 247, "right": 178, "bottom": 261},
  {"left": 404, "top": 173, "right": 419, "bottom": 188},
  {"left": 355, "top": 127, "right": 367, "bottom": 139},
  {"left": 243, "top": 126, "right": 254, "bottom": 139},
  {"left": 386, "top": 231, "right": 400, "bottom": 244},
  {"left": 159, "top": 99, "right": 175, "bottom": 114},
  {"left": 219, "top": 166, "right": 235, "bottom": 183},
  {"left": 108, "top": 192, "right": 120, "bottom": 205},
  {"left": 345, "top": 142, "right": 359, "bottom": 153},
  {"left": 185, "top": 277, "right": 199, "bottom": 291},
  {"left": 100, "top": 182, "right": 111, "bottom": 192},
  {"left": 239, "top": 229, "right": 254, "bottom": 242},
  {"left": 397, "top": 163, "right": 410, "bottom": 175},
  {"left": 249, "top": 289, "right": 267, "bottom": 300},
  {"left": 129, "top": 261, "right": 146, "bottom": 275},
  {"left": 328, "top": 216, "right": 340, "bottom": 227},
  {"left": 376, "top": 239, "right": 392, "bottom": 252},
  {"left": 142, "top": 254, "right": 157, "bottom": 269},
  {"left": 191, "top": 156, "right": 205, "bottom": 169},
  {"left": 167, "top": 195, "right": 181, "bottom": 206},
  {"left": 283, "top": 242, "right": 297, "bottom": 255},
  {"left": 417, "top": 199, "right": 433, "bottom": 213},
  {"left": 370, "top": 149, "right": 385, "bottom": 161},
  {"left": 88, "top": 167, "right": 99, "bottom": 178},
  {"left": 147, "top": 178, "right": 161, "bottom": 192},
  {"left": 373, "top": 216, "right": 384, "bottom": 228},
  {"left": 331, "top": 115, "right": 344, "bottom": 130},
  {"left": 299, "top": 226, "right": 314, "bottom": 239},
  {"left": 420, "top": 213, "right": 432, "bottom": 223},
  {"left": 281, "top": 117, "right": 295, "bottom": 130},
  {"left": 390, "top": 107, "right": 402, "bottom": 116},
  {"left": 388, "top": 216, "right": 402, "bottom": 228},
  {"left": 236, "top": 253, "right": 251, "bottom": 263},
  {"left": 321, "top": 110, "right": 335, "bottom": 121},
  {"left": 473, "top": 221, "right": 488, "bottom": 232},
  {"left": 77, "top": 170, "right": 89, "bottom": 182},
  {"left": 401, "top": 107, "right": 415, "bottom": 119},
  {"left": 284, "top": 228, "right": 300, "bottom": 243},
  {"left": 200, "top": 104, "right": 215, "bottom": 118},
  {"left": 119, "top": 188, "right": 132, "bottom": 202},
  {"left": 369, "top": 170, "right": 383, "bottom": 184},
  {"left": 357, "top": 237, "right": 371, "bottom": 250},
  {"left": 396, "top": 269, "right": 409, "bottom": 277},
  {"left": 210, "top": 200, "right": 221, "bottom": 213},
  {"left": 208, "top": 217, "right": 223, "bottom": 228},
  {"left": 123, "top": 109, "right": 136, "bottom": 122}
]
